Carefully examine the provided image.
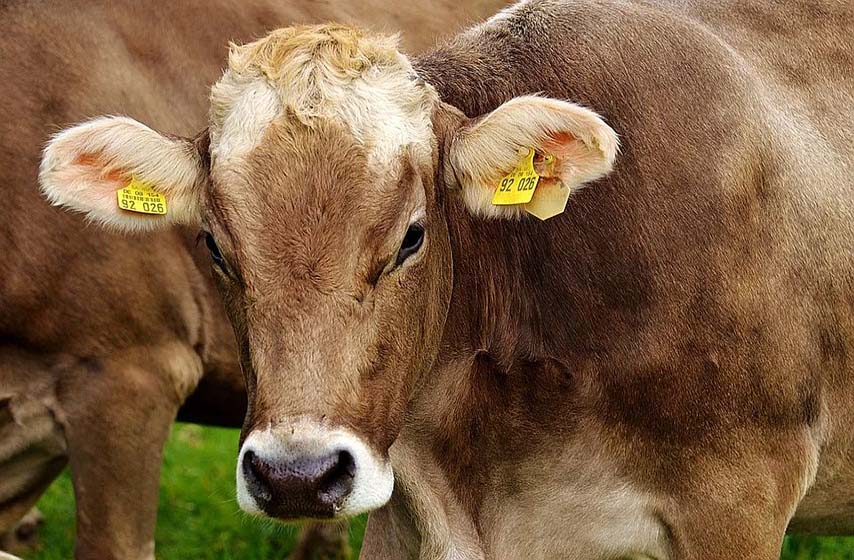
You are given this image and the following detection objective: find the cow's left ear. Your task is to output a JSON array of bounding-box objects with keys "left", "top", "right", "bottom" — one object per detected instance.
[{"left": 447, "top": 95, "right": 618, "bottom": 218}]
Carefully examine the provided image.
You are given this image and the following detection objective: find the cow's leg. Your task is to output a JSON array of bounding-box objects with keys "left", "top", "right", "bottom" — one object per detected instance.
[
  {"left": 665, "top": 430, "right": 816, "bottom": 560},
  {"left": 668, "top": 504, "right": 786, "bottom": 560},
  {"left": 289, "top": 521, "right": 350, "bottom": 560},
  {"left": 56, "top": 345, "right": 202, "bottom": 560},
  {"left": 0, "top": 350, "right": 68, "bottom": 555}
]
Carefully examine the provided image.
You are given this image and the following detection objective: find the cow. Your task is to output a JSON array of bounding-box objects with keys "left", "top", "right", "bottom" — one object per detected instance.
[
  {"left": 37, "top": 0, "right": 854, "bottom": 558},
  {"left": 0, "top": 0, "right": 506, "bottom": 558}
]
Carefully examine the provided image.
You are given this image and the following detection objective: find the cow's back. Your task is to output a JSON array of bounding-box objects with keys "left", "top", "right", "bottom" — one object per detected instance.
[{"left": 678, "top": 0, "right": 852, "bottom": 157}]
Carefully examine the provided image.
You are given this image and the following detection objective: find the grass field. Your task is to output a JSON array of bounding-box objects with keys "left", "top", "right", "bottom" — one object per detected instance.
[{"left": 22, "top": 424, "right": 854, "bottom": 559}]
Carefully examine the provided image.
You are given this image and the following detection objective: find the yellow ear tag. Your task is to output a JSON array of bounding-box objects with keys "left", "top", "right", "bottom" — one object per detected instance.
[
  {"left": 116, "top": 177, "right": 168, "bottom": 215},
  {"left": 524, "top": 178, "right": 571, "bottom": 220},
  {"left": 492, "top": 148, "right": 540, "bottom": 206}
]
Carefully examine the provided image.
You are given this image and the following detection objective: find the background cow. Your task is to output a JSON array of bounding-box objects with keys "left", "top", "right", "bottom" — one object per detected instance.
[{"left": 0, "top": 1, "right": 507, "bottom": 558}]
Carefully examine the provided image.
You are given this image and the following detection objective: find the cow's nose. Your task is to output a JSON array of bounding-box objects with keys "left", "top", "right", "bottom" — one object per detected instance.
[{"left": 242, "top": 448, "right": 356, "bottom": 518}]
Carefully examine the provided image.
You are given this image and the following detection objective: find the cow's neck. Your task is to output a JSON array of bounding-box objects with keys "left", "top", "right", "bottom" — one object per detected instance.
[
  {"left": 374, "top": 204, "right": 596, "bottom": 558},
  {"left": 364, "top": 432, "right": 488, "bottom": 560},
  {"left": 413, "top": 24, "right": 540, "bottom": 119},
  {"left": 370, "top": 42, "right": 603, "bottom": 560}
]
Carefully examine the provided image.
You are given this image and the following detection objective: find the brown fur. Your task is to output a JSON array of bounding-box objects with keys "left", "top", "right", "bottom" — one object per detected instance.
[
  {"left": 206, "top": 115, "right": 451, "bottom": 454},
  {"left": 0, "top": 1, "right": 507, "bottom": 558},
  {"left": 180, "top": 1, "right": 853, "bottom": 558},
  {"left": 414, "top": 0, "right": 853, "bottom": 550}
]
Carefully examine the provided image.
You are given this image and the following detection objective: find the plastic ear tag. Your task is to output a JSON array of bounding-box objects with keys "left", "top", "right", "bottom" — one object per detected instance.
[
  {"left": 492, "top": 148, "right": 540, "bottom": 205},
  {"left": 525, "top": 178, "right": 571, "bottom": 220},
  {"left": 116, "top": 177, "right": 168, "bottom": 215}
]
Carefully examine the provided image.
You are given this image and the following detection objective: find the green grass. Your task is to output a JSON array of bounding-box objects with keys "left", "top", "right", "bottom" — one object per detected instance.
[
  {"left": 783, "top": 538, "right": 854, "bottom": 560},
  {"left": 23, "top": 424, "right": 854, "bottom": 559}
]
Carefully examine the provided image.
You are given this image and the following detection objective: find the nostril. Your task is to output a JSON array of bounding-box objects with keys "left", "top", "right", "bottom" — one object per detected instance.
[
  {"left": 318, "top": 449, "right": 356, "bottom": 505},
  {"left": 241, "top": 447, "right": 357, "bottom": 518},
  {"left": 242, "top": 450, "right": 273, "bottom": 503}
]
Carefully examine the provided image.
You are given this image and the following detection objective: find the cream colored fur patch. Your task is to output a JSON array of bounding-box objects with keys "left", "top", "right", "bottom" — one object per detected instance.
[{"left": 208, "top": 25, "right": 437, "bottom": 172}]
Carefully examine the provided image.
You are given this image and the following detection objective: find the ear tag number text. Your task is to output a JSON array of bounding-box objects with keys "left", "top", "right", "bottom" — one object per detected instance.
[
  {"left": 492, "top": 148, "right": 540, "bottom": 206},
  {"left": 116, "top": 177, "right": 168, "bottom": 215}
]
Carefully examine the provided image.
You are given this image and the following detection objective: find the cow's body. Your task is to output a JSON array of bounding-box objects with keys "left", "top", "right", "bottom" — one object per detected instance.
[
  {"left": 0, "top": 1, "right": 505, "bottom": 558},
  {"left": 361, "top": 2, "right": 853, "bottom": 558},
  {"left": 36, "top": 0, "right": 853, "bottom": 559}
]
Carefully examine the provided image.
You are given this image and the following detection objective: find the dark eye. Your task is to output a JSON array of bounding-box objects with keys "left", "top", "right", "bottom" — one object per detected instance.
[
  {"left": 395, "top": 223, "right": 425, "bottom": 266},
  {"left": 205, "top": 232, "right": 225, "bottom": 269}
]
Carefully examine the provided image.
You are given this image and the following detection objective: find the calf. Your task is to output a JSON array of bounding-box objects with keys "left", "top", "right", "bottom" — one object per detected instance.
[
  {"left": 39, "top": 1, "right": 854, "bottom": 558},
  {"left": 1, "top": 0, "right": 505, "bottom": 558}
]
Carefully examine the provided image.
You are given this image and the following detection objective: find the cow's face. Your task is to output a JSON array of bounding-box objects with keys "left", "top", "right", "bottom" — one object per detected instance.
[
  {"left": 40, "top": 25, "right": 617, "bottom": 521},
  {"left": 200, "top": 28, "right": 457, "bottom": 520}
]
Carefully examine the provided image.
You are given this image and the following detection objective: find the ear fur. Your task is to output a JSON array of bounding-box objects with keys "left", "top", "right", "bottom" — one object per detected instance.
[
  {"left": 39, "top": 116, "right": 206, "bottom": 231},
  {"left": 447, "top": 95, "right": 618, "bottom": 218}
]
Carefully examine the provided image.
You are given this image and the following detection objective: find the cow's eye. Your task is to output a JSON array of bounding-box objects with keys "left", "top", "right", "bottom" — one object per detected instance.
[
  {"left": 395, "top": 223, "right": 424, "bottom": 266},
  {"left": 205, "top": 233, "right": 225, "bottom": 269}
]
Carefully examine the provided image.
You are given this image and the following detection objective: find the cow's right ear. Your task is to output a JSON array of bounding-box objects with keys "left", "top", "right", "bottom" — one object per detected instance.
[{"left": 39, "top": 116, "right": 207, "bottom": 231}]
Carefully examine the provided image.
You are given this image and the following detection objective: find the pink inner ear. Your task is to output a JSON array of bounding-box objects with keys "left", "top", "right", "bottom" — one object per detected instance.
[
  {"left": 542, "top": 132, "right": 579, "bottom": 159},
  {"left": 532, "top": 132, "right": 576, "bottom": 177},
  {"left": 54, "top": 152, "right": 129, "bottom": 212},
  {"left": 73, "top": 152, "right": 127, "bottom": 183},
  {"left": 546, "top": 132, "right": 575, "bottom": 147},
  {"left": 539, "top": 131, "right": 595, "bottom": 179}
]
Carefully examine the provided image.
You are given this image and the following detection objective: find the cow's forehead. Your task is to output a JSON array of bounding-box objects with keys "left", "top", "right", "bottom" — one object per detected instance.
[{"left": 207, "top": 24, "right": 437, "bottom": 173}]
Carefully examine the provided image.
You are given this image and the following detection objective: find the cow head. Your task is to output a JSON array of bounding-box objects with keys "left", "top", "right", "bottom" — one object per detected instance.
[{"left": 39, "top": 25, "right": 617, "bottom": 521}]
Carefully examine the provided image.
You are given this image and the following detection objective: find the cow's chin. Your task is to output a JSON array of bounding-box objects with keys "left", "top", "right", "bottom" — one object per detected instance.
[{"left": 235, "top": 420, "right": 394, "bottom": 521}]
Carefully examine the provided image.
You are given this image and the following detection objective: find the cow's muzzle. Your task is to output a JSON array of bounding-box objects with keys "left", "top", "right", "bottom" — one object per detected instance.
[{"left": 236, "top": 420, "right": 393, "bottom": 520}]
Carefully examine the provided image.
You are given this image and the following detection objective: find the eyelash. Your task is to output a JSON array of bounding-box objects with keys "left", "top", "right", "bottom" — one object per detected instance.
[
  {"left": 395, "top": 222, "right": 425, "bottom": 267},
  {"left": 204, "top": 232, "right": 225, "bottom": 269}
]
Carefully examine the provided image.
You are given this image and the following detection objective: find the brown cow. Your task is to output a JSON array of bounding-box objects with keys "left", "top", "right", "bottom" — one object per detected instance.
[
  {"left": 39, "top": 0, "right": 854, "bottom": 558},
  {"left": 0, "top": 0, "right": 505, "bottom": 558}
]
